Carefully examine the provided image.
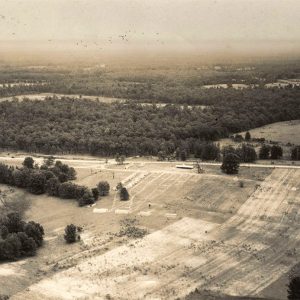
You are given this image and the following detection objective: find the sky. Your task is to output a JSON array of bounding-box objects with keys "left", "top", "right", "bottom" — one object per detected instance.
[{"left": 0, "top": 0, "right": 300, "bottom": 57}]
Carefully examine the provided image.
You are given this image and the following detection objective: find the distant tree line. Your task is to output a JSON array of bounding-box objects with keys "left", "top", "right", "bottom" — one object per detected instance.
[{"left": 0, "top": 95, "right": 299, "bottom": 157}]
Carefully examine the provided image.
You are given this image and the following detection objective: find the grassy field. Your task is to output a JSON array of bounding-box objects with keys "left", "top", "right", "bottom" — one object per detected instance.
[
  {"left": 241, "top": 120, "right": 300, "bottom": 145},
  {"left": 0, "top": 154, "right": 299, "bottom": 300}
]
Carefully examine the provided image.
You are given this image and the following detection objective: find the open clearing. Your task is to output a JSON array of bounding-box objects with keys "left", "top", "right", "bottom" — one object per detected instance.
[
  {"left": 240, "top": 120, "right": 300, "bottom": 145},
  {"left": 0, "top": 154, "right": 299, "bottom": 299},
  {"left": 0, "top": 93, "right": 126, "bottom": 104}
]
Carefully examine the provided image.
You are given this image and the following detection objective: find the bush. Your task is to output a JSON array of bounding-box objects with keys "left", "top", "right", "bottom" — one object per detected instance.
[
  {"left": 45, "top": 177, "right": 60, "bottom": 196},
  {"left": 259, "top": 144, "right": 271, "bottom": 159},
  {"left": 24, "top": 221, "right": 44, "bottom": 247},
  {"left": 270, "top": 145, "right": 283, "bottom": 159},
  {"left": 291, "top": 146, "right": 300, "bottom": 160},
  {"left": 13, "top": 168, "right": 30, "bottom": 188},
  {"left": 3, "top": 212, "right": 25, "bottom": 233},
  {"left": 98, "top": 181, "right": 110, "bottom": 196},
  {"left": 120, "top": 187, "right": 129, "bottom": 201},
  {"left": 58, "top": 182, "right": 78, "bottom": 199},
  {"left": 78, "top": 190, "right": 95, "bottom": 207},
  {"left": 16, "top": 232, "right": 37, "bottom": 256},
  {"left": 91, "top": 188, "right": 99, "bottom": 200},
  {"left": 23, "top": 157, "right": 34, "bottom": 169},
  {"left": 64, "top": 224, "right": 78, "bottom": 243},
  {"left": 1, "top": 233, "right": 22, "bottom": 260},
  {"left": 236, "top": 144, "right": 257, "bottom": 163},
  {"left": 221, "top": 153, "right": 240, "bottom": 174},
  {"left": 27, "top": 171, "right": 47, "bottom": 194},
  {"left": 0, "top": 163, "right": 14, "bottom": 185},
  {"left": 50, "top": 161, "right": 77, "bottom": 182},
  {"left": 245, "top": 131, "right": 251, "bottom": 141}
]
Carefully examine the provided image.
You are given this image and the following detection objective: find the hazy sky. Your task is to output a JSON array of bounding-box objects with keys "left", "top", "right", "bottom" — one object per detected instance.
[{"left": 0, "top": 0, "right": 300, "bottom": 55}]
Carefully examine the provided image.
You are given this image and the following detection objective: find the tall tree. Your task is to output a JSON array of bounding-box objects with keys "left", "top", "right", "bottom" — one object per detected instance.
[{"left": 221, "top": 153, "right": 240, "bottom": 174}]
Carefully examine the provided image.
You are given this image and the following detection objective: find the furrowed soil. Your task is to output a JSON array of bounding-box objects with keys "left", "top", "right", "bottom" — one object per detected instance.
[{"left": 0, "top": 154, "right": 299, "bottom": 300}]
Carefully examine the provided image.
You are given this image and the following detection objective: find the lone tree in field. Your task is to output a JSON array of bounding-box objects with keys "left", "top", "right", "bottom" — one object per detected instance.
[
  {"left": 97, "top": 181, "right": 110, "bottom": 196},
  {"left": 259, "top": 144, "right": 270, "bottom": 159},
  {"left": 245, "top": 131, "right": 251, "bottom": 141},
  {"left": 287, "top": 276, "right": 300, "bottom": 300},
  {"left": 270, "top": 145, "right": 283, "bottom": 159},
  {"left": 221, "top": 153, "right": 240, "bottom": 174},
  {"left": 23, "top": 157, "right": 34, "bottom": 169},
  {"left": 120, "top": 187, "right": 129, "bottom": 201},
  {"left": 64, "top": 224, "right": 78, "bottom": 243}
]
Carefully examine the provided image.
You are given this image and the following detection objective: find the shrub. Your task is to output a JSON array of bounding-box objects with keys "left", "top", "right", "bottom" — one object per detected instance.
[
  {"left": 58, "top": 182, "right": 79, "bottom": 199},
  {"left": 291, "top": 146, "right": 300, "bottom": 160},
  {"left": 23, "top": 157, "right": 34, "bottom": 169},
  {"left": 45, "top": 177, "right": 60, "bottom": 196},
  {"left": 78, "top": 190, "right": 95, "bottom": 207},
  {"left": 259, "top": 144, "right": 271, "bottom": 159},
  {"left": 91, "top": 188, "right": 99, "bottom": 200},
  {"left": 13, "top": 168, "right": 30, "bottom": 188},
  {"left": 0, "top": 163, "right": 14, "bottom": 185},
  {"left": 120, "top": 187, "right": 129, "bottom": 201},
  {"left": 27, "top": 171, "right": 47, "bottom": 194},
  {"left": 236, "top": 144, "right": 257, "bottom": 163},
  {"left": 270, "top": 145, "right": 283, "bottom": 159},
  {"left": 50, "top": 161, "right": 77, "bottom": 182},
  {"left": 24, "top": 221, "right": 44, "bottom": 247},
  {"left": 1, "top": 233, "right": 22, "bottom": 260},
  {"left": 245, "top": 131, "right": 251, "bottom": 141},
  {"left": 16, "top": 232, "right": 37, "bottom": 256},
  {"left": 98, "top": 181, "right": 110, "bottom": 196},
  {"left": 221, "top": 153, "right": 240, "bottom": 174},
  {"left": 64, "top": 224, "right": 78, "bottom": 243},
  {"left": 3, "top": 212, "right": 25, "bottom": 233}
]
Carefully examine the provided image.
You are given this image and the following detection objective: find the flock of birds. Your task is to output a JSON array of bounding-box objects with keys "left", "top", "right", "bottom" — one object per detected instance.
[
  {"left": 70, "top": 30, "right": 164, "bottom": 50},
  {"left": 1, "top": 13, "right": 165, "bottom": 50}
]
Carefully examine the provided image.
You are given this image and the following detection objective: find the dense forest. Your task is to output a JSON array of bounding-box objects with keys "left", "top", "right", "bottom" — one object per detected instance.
[
  {"left": 0, "top": 89, "right": 299, "bottom": 156},
  {"left": 0, "top": 60, "right": 299, "bottom": 104}
]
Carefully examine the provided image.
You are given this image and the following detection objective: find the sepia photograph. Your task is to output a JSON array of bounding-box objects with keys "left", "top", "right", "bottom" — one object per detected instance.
[{"left": 0, "top": 0, "right": 300, "bottom": 299}]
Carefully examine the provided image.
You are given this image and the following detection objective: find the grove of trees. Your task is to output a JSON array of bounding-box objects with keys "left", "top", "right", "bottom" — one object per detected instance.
[
  {"left": 0, "top": 212, "right": 44, "bottom": 261},
  {"left": 0, "top": 157, "right": 98, "bottom": 207},
  {"left": 0, "top": 89, "right": 299, "bottom": 157}
]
